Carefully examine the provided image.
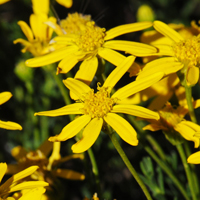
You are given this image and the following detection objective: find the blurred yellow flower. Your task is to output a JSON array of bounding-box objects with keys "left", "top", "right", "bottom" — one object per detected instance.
[
  {"left": 14, "top": 0, "right": 57, "bottom": 56},
  {"left": 34, "top": 56, "right": 163, "bottom": 153},
  {"left": 26, "top": 21, "right": 157, "bottom": 84},
  {"left": 0, "top": 92, "right": 22, "bottom": 130},
  {"left": 0, "top": 163, "right": 48, "bottom": 199},
  {"left": 138, "top": 20, "right": 200, "bottom": 86}
]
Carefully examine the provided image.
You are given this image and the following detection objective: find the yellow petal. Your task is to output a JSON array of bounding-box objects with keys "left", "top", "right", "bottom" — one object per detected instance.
[
  {"left": 72, "top": 118, "right": 103, "bottom": 153},
  {"left": 74, "top": 56, "right": 98, "bottom": 85},
  {"left": 25, "top": 46, "right": 78, "bottom": 67},
  {"left": 0, "top": 163, "right": 7, "bottom": 183},
  {"left": 137, "top": 57, "right": 183, "bottom": 80},
  {"left": 174, "top": 122, "right": 199, "bottom": 148},
  {"left": 48, "top": 115, "right": 91, "bottom": 142},
  {"left": 34, "top": 103, "right": 83, "bottom": 117},
  {"left": 112, "top": 72, "right": 164, "bottom": 100},
  {"left": 13, "top": 39, "right": 31, "bottom": 49},
  {"left": 103, "top": 56, "right": 135, "bottom": 89},
  {"left": 186, "top": 66, "right": 199, "bottom": 86},
  {"left": 153, "top": 21, "right": 184, "bottom": 43},
  {"left": 53, "top": 168, "right": 85, "bottom": 180},
  {"left": 11, "top": 146, "right": 27, "bottom": 161},
  {"left": 0, "top": 120, "right": 22, "bottom": 130},
  {"left": 103, "top": 40, "right": 157, "bottom": 56},
  {"left": 104, "top": 113, "right": 138, "bottom": 146},
  {"left": 56, "top": 0, "right": 72, "bottom": 8},
  {"left": 187, "top": 151, "right": 200, "bottom": 164},
  {"left": 57, "top": 53, "right": 80, "bottom": 74},
  {"left": 17, "top": 21, "right": 33, "bottom": 41},
  {"left": 32, "top": 0, "right": 49, "bottom": 15},
  {"left": 112, "top": 105, "right": 159, "bottom": 120},
  {"left": 0, "top": 0, "right": 10, "bottom": 4},
  {"left": 98, "top": 47, "right": 126, "bottom": 66},
  {"left": 18, "top": 187, "right": 46, "bottom": 200},
  {"left": 151, "top": 44, "right": 174, "bottom": 56},
  {"left": 0, "top": 91, "right": 12, "bottom": 105},
  {"left": 179, "top": 121, "right": 200, "bottom": 132},
  {"left": 105, "top": 21, "right": 152, "bottom": 41},
  {"left": 143, "top": 124, "right": 164, "bottom": 131},
  {"left": 63, "top": 78, "right": 91, "bottom": 101}
]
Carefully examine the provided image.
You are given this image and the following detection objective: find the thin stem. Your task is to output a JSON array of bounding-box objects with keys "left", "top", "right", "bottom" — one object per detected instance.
[
  {"left": 108, "top": 131, "right": 153, "bottom": 200},
  {"left": 176, "top": 144, "right": 197, "bottom": 200},
  {"left": 143, "top": 144, "right": 190, "bottom": 200},
  {"left": 87, "top": 148, "right": 102, "bottom": 200}
]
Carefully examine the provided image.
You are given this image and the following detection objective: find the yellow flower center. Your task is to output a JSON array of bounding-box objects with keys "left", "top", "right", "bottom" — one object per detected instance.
[
  {"left": 81, "top": 85, "right": 115, "bottom": 118},
  {"left": 60, "top": 12, "right": 91, "bottom": 34},
  {"left": 172, "top": 35, "right": 200, "bottom": 67},
  {"left": 75, "top": 21, "right": 106, "bottom": 52}
]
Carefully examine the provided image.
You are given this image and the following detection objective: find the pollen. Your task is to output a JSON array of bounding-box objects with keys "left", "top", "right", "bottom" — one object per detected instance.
[
  {"left": 172, "top": 35, "right": 200, "bottom": 67},
  {"left": 75, "top": 21, "right": 106, "bottom": 52},
  {"left": 81, "top": 85, "right": 115, "bottom": 118},
  {"left": 60, "top": 12, "right": 91, "bottom": 34}
]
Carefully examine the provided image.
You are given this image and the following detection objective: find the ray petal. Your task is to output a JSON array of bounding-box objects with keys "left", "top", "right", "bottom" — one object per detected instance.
[
  {"left": 0, "top": 163, "right": 7, "bottom": 183},
  {"left": 0, "top": 91, "right": 12, "bottom": 105},
  {"left": 17, "top": 21, "right": 33, "bottom": 41},
  {"left": 187, "top": 151, "right": 200, "bottom": 164},
  {"left": 0, "top": 120, "right": 22, "bottom": 130}
]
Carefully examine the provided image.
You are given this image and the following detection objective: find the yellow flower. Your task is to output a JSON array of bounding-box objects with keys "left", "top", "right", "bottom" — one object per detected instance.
[
  {"left": 34, "top": 56, "right": 163, "bottom": 153},
  {"left": 143, "top": 102, "right": 200, "bottom": 147},
  {"left": 0, "top": 0, "right": 9, "bottom": 4},
  {"left": 0, "top": 92, "right": 22, "bottom": 130},
  {"left": 137, "top": 20, "right": 200, "bottom": 86},
  {"left": 7, "top": 141, "right": 85, "bottom": 182},
  {"left": 0, "top": 163, "right": 48, "bottom": 199},
  {"left": 14, "top": 0, "right": 57, "bottom": 57},
  {"left": 25, "top": 21, "right": 157, "bottom": 84}
]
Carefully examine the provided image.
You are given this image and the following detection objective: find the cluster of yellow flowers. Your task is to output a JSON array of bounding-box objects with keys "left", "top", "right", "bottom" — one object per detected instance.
[{"left": 1, "top": 0, "right": 200, "bottom": 199}]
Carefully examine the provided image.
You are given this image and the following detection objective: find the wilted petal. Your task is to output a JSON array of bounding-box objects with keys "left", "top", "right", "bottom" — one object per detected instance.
[
  {"left": 104, "top": 113, "right": 138, "bottom": 146},
  {"left": 72, "top": 118, "right": 103, "bottom": 153}
]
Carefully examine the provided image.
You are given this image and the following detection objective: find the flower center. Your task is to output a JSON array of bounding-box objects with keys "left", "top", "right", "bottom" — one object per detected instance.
[
  {"left": 60, "top": 12, "right": 91, "bottom": 34},
  {"left": 81, "top": 85, "right": 115, "bottom": 118},
  {"left": 172, "top": 35, "right": 200, "bottom": 67},
  {"left": 75, "top": 21, "right": 106, "bottom": 52}
]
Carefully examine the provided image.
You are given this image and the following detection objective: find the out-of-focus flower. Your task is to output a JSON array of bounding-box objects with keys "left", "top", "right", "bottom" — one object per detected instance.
[
  {"left": 143, "top": 101, "right": 200, "bottom": 147},
  {"left": 0, "top": 92, "right": 22, "bottom": 130},
  {"left": 14, "top": 0, "right": 57, "bottom": 56},
  {"left": 137, "top": 20, "right": 200, "bottom": 86},
  {"left": 34, "top": 56, "right": 163, "bottom": 153},
  {"left": 25, "top": 21, "right": 157, "bottom": 84},
  {"left": 0, "top": 163, "right": 48, "bottom": 199}
]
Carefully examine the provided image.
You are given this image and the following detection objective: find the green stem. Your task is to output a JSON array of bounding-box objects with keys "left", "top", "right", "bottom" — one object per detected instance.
[
  {"left": 143, "top": 144, "right": 190, "bottom": 200},
  {"left": 87, "top": 148, "right": 102, "bottom": 200},
  {"left": 185, "top": 85, "right": 197, "bottom": 124},
  {"left": 108, "top": 131, "right": 153, "bottom": 200},
  {"left": 176, "top": 144, "right": 197, "bottom": 200}
]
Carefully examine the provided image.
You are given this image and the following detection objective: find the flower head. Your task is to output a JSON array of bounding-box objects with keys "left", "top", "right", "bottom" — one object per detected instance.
[
  {"left": 0, "top": 92, "right": 22, "bottom": 130},
  {"left": 26, "top": 21, "right": 157, "bottom": 84},
  {"left": 34, "top": 56, "right": 163, "bottom": 153}
]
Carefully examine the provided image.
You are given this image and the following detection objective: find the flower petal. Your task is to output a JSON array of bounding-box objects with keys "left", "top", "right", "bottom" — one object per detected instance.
[
  {"left": 105, "top": 21, "right": 152, "bottom": 41},
  {"left": 0, "top": 163, "right": 7, "bottom": 183},
  {"left": 103, "top": 56, "right": 135, "bottom": 89},
  {"left": 137, "top": 57, "right": 183, "bottom": 80},
  {"left": 103, "top": 40, "right": 157, "bottom": 56},
  {"left": 34, "top": 103, "right": 83, "bottom": 117},
  {"left": 112, "top": 72, "right": 164, "bottom": 100},
  {"left": 104, "top": 113, "right": 138, "bottom": 146},
  {"left": 186, "top": 66, "right": 199, "bottom": 86},
  {"left": 56, "top": 0, "right": 72, "bottom": 8},
  {"left": 18, "top": 187, "right": 46, "bottom": 200},
  {"left": 63, "top": 78, "right": 91, "bottom": 101},
  {"left": 0, "top": 91, "right": 12, "bottom": 105},
  {"left": 74, "top": 56, "right": 98, "bottom": 85},
  {"left": 112, "top": 105, "right": 159, "bottom": 120},
  {"left": 153, "top": 21, "right": 184, "bottom": 43},
  {"left": 0, "top": 120, "right": 22, "bottom": 130},
  {"left": 53, "top": 168, "right": 85, "bottom": 180},
  {"left": 143, "top": 123, "right": 164, "bottom": 131},
  {"left": 17, "top": 21, "right": 33, "bottom": 41},
  {"left": 187, "top": 151, "right": 200, "bottom": 164},
  {"left": 25, "top": 46, "right": 78, "bottom": 67},
  {"left": 151, "top": 44, "right": 174, "bottom": 56},
  {"left": 72, "top": 118, "right": 103, "bottom": 153},
  {"left": 32, "top": 0, "right": 49, "bottom": 16},
  {"left": 49, "top": 115, "right": 91, "bottom": 142}
]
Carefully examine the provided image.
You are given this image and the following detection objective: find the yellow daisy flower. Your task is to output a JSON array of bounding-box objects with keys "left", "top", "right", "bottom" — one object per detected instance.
[
  {"left": 0, "top": 163, "right": 48, "bottom": 199},
  {"left": 143, "top": 102, "right": 200, "bottom": 147},
  {"left": 25, "top": 21, "right": 157, "bottom": 84},
  {"left": 34, "top": 56, "right": 163, "bottom": 153},
  {"left": 137, "top": 20, "right": 200, "bottom": 86},
  {"left": 0, "top": 92, "right": 22, "bottom": 130},
  {"left": 14, "top": 0, "right": 57, "bottom": 57}
]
